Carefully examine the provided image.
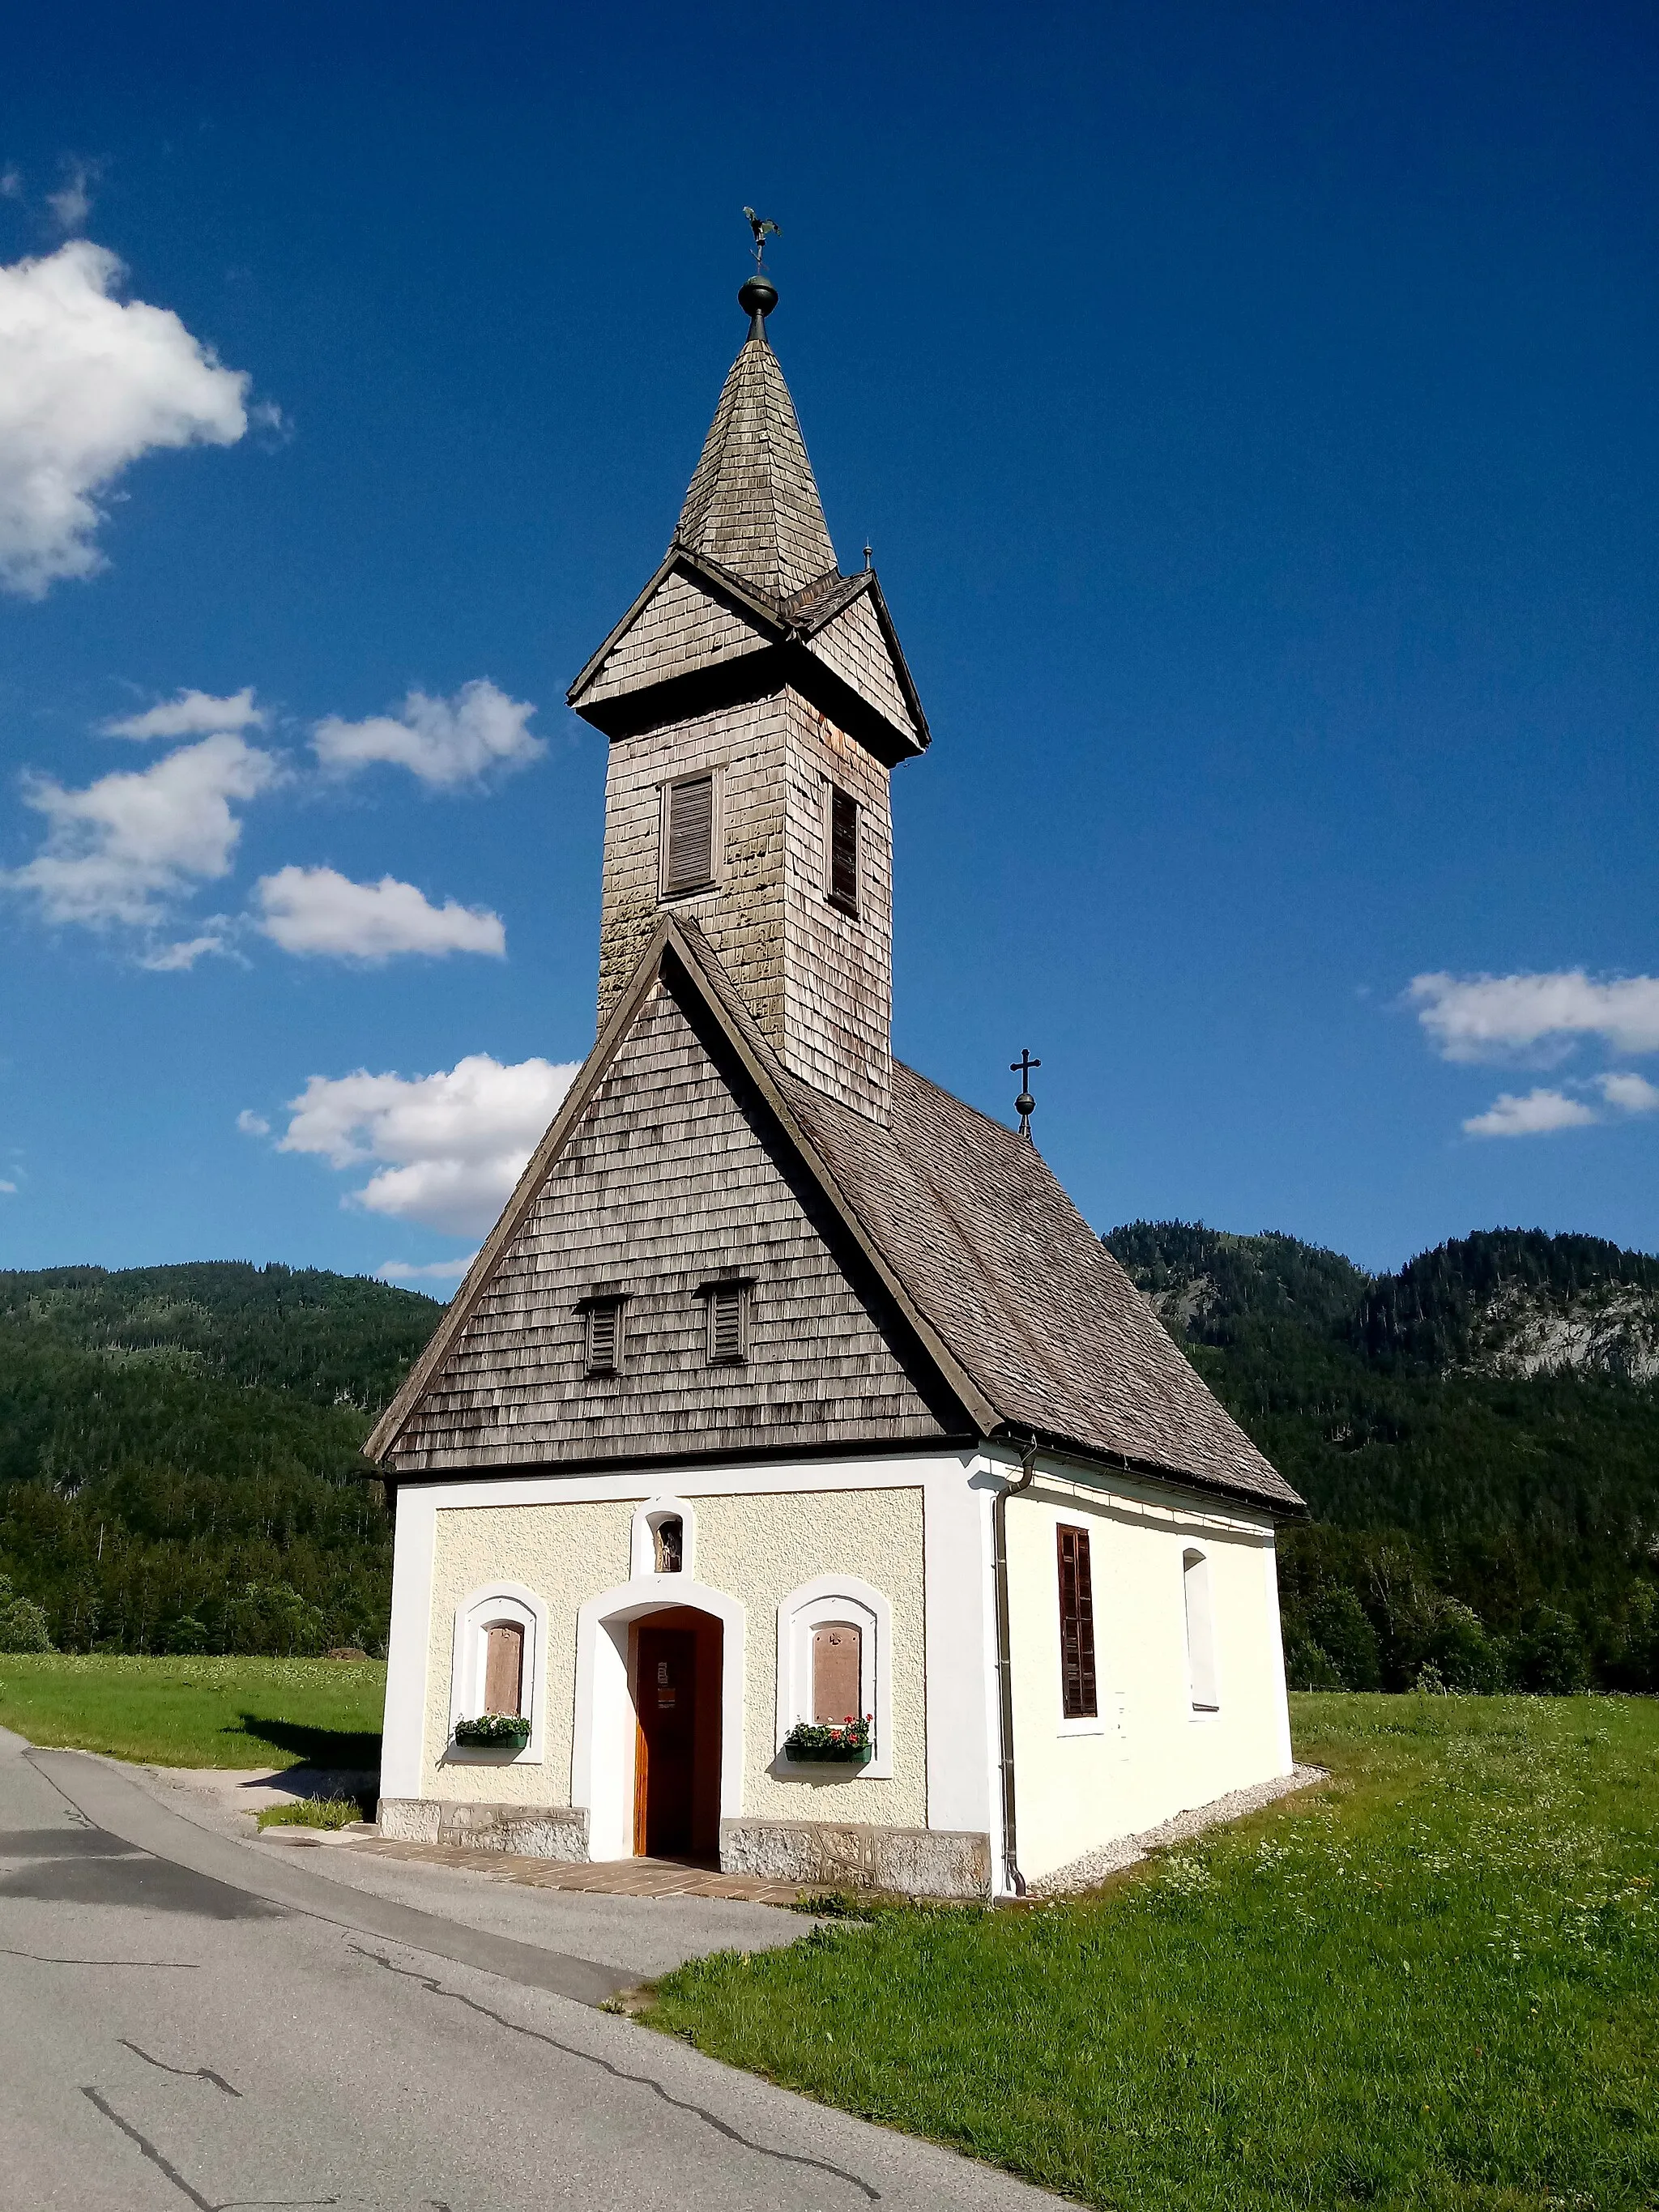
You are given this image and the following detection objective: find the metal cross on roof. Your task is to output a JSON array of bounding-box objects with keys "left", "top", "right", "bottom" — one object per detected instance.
[{"left": 1011, "top": 1050, "right": 1041, "bottom": 1136}]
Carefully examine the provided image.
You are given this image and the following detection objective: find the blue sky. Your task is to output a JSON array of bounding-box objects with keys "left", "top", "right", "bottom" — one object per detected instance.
[{"left": 1, "top": 0, "right": 1654, "bottom": 1285}]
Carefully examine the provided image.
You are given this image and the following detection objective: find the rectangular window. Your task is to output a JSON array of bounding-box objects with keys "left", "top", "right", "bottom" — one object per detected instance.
[
  {"left": 812, "top": 1621, "right": 863, "bottom": 1724},
  {"left": 586, "top": 1298, "right": 624, "bottom": 1375},
  {"left": 483, "top": 1622, "right": 524, "bottom": 1716},
  {"left": 706, "top": 1281, "right": 747, "bottom": 1365},
  {"left": 663, "top": 773, "right": 715, "bottom": 896},
  {"left": 827, "top": 785, "right": 859, "bottom": 915},
  {"left": 1057, "top": 1525, "right": 1098, "bottom": 1720},
  {"left": 1183, "top": 1549, "right": 1220, "bottom": 1712}
]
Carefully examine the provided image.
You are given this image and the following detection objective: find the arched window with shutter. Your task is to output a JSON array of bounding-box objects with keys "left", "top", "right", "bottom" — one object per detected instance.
[
  {"left": 775, "top": 1575, "right": 892, "bottom": 1779},
  {"left": 448, "top": 1584, "right": 546, "bottom": 1762}
]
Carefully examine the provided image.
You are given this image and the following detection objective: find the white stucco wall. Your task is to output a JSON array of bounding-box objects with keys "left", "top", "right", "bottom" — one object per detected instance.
[
  {"left": 385, "top": 1464, "right": 938, "bottom": 1840},
  {"left": 696, "top": 1486, "right": 926, "bottom": 1828},
  {"left": 422, "top": 1498, "right": 633, "bottom": 1803},
  {"left": 1002, "top": 1463, "right": 1292, "bottom": 1884}
]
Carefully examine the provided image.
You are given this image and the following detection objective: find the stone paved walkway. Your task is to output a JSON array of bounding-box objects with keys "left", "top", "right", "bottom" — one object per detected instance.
[{"left": 346, "top": 1835, "right": 809, "bottom": 1905}]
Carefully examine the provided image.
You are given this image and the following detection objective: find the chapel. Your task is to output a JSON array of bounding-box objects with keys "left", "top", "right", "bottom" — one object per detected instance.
[{"left": 368, "top": 259, "right": 1303, "bottom": 1897}]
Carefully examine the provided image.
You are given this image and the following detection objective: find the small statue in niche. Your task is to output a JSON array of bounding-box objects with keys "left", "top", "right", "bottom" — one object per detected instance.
[{"left": 654, "top": 1516, "right": 683, "bottom": 1575}]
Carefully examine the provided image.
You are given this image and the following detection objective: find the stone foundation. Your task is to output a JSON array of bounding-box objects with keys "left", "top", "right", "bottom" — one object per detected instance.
[
  {"left": 720, "top": 1817, "right": 990, "bottom": 1900},
  {"left": 376, "top": 1798, "right": 589, "bottom": 1860}
]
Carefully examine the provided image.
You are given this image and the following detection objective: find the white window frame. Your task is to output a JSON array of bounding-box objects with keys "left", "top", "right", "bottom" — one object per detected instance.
[
  {"left": 448, "top": 1582, "right": 548, "bottom": 1763},
  {"left": 629, "top": 1495, "right": 697, "bottom": 1583},
  {"left": 775, "top": 1572, "right": 892, "bottom": 1779},
  {"left": 1183, "top": 1546, "right": 1222, "bottom": 1720},
  {"left": 1055, "top": 1514, "right": 1107, "bottom": 1737},
  {"left": 659, "top": 767, "right": 723, "bottom": 900}
]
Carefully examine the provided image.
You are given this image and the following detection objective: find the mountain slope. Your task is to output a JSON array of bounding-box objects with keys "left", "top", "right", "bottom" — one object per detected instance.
[
  {"left": 0, "top": 1264, "right": 441, "bottom": 1655},
  {"left": 1103, "top": 1224, "right": 1659, "bottom": 1694}
]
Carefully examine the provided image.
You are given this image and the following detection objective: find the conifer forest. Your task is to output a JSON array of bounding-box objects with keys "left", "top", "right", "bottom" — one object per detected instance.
[{"left": 1, "top": 1229, "right": 1656, "bottom": 1686}]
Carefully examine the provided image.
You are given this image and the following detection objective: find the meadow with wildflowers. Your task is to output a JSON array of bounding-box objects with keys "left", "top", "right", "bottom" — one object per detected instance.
[{"left": 648, "top": 1694, "right": 1659, "bottom": 2210}]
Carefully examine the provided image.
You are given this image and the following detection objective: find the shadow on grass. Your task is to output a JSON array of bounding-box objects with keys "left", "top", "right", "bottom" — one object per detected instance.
[{"left": 236, "top": 1715, "right": 382, "bottom": 1772}]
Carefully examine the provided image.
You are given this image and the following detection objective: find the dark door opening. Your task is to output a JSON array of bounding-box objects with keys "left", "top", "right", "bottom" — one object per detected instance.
[{"left": 632, "top": 1610, "right": 722, "bottom": 1859}]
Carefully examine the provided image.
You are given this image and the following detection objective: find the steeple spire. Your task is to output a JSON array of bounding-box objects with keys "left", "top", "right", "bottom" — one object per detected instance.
[{"left": 672, "top": 275, "right": 838, "bottom": 602}]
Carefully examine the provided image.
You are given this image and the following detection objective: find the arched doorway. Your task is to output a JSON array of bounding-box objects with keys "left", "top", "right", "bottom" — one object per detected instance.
[{"left": 629, "top": 1605, "right": 723, "bottom": 1860}]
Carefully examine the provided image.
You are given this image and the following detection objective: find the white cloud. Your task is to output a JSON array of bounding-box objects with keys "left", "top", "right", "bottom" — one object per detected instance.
[
  {"left": 2, "top": 732, "right": 279, "bottom": 927},
  {"left": 253, "top": 865, "right": 506, "bottom": 961},
  {"left": 0, "top": 1179, "right": 16, "bottom": 1196},
  {"left": 1596, "top": 1072, "right": 1659, "bottom": 1116},
  {"left": 0, "top": 240, "right": 253, "bottom": 596},
  {"left": 312, "top": 679, "right": 542, "bottom": 789},
  {"left": 104, "top": 687, "right": 265, "bottom": 740},
  {"left": 0, "top": 169, "right": 21, "bottom": 201},
  {"left": 1462, "top": 1088, "right": 1600, "bottom": 1139},
  {"left": 237, "top": 1109, "right": 271, "bottom": 1138},
  {"left": 138, "top": 927, "right": 237, "bottom": 971},
  {"left": 377, "top": 1255, "right": 476, "bottom": 1285},
  {"left": 47, "top": 160, "right": 96, "bottom": 234},
  {"left": 1410, "top": 970, "right": 1659, "bottom": 1063},
  {"left": 276, "top": 1053, "right": 578, "bottom": 1237}
]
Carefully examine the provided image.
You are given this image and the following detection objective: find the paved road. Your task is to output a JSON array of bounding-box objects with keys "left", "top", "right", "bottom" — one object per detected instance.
[{"left": 0, "top": 1731, "right": 1064, "bottom": 2211}]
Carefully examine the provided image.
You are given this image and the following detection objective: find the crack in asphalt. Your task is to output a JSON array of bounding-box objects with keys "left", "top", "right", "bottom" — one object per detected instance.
[
  {"left": 79, "top": 2086, "right": 339, "bottom": 2210},
  {"left": 121, "top": 2036, "right": 243, "bottom": 2095},
  {"left": 0, "top": 1944, "right": 199, "bottom": 1967},
  {"left": 349, "top": 1945, "right": 882, "bottom": 2204}
]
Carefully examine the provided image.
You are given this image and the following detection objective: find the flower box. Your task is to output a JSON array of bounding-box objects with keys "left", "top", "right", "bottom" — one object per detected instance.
[
  {"left": 453, "top": 1712, "right": 531, "bottom": 1750},
  {"left": 783, "top": 1715, "right": 873, "bottom": 1765}
]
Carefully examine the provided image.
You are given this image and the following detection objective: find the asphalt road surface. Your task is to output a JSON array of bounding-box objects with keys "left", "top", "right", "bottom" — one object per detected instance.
[{"left": 0, "top": 1728, "right": 1064, "bottom": 2211}]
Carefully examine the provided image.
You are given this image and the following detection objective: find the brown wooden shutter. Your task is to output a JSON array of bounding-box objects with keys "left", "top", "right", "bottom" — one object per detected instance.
[
  {"left": 1057, "top": 1526, "right": 1098, "bottom": 1719},
  {"left": 484, "top": 1622, "right": 524, "bottom": 1715},
  {"left": 707, "top": 1281, "right": 746, "bottom": 1364},
  {"left": 664, "top": 774, "right": 714, "bottom": 893},
  {"left": 829, "top": 786, "right": 859, "bottom": 913},
  {"left": 811, "top": 1622, "right": 863, "bottom": 1724},
  {"left": 586, "top": 1299, "right": 621, "bottom": 1374}
]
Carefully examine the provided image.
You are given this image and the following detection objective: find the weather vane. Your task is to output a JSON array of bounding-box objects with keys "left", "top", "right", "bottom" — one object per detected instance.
[
  {"left": 744, "top": 207, "right": 782, "bottom": 269},
  {"left": 1011, "top": 1050, "right": 1041, "bottom": 1137}
]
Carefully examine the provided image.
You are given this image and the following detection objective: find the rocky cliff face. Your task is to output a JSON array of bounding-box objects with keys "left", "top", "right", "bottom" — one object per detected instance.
[{"left": 1464, "top": 1281, "right": 1659, "bottom": 1384}]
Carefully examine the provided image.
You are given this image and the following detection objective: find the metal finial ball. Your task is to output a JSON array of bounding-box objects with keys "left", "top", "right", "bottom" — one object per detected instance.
[
  {"left": 738, "top": 274, "right": 778, "bottom": 321},
  {"left": 1015, "top": 1093, "right": 1036, "bottom": 1120}
]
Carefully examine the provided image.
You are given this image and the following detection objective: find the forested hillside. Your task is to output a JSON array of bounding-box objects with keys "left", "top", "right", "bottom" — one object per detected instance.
[
  {"left": 5, "top": 1234, "right": 1657, "bottom": 1685},
  {"left": 1105, "top": 1224, "right": 1659, "bottom": 1694},
  {"left": 0, "top": 1265, "right": 440, "bottom": 1656}
]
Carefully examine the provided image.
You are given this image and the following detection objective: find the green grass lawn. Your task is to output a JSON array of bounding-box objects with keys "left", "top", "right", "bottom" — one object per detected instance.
[
  {"left": 0, "top": 1653, "right": 386, "bottom": 1770},
  {"left": 650, "top": 1694, "right": 1659, "bottom": 2211}
]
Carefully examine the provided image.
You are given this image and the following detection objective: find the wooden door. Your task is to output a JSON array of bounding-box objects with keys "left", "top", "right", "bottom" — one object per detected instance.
[{"left": 633, "top": 1627, "right": 698, "bottom": 1857}]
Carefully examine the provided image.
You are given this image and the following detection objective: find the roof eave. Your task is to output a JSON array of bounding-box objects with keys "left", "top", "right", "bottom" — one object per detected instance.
[{"left": 987, "top": 1420, "right": 1308, "bottom": 1520}]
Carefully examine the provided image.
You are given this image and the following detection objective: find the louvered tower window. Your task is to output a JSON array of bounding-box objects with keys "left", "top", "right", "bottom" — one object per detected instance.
[
  {"left": 827, "top": 785, "right": 859, "bottom": 915},
  {"left": 1057, "top": 1525, "right": 1098, "bottom": 1720},
  {"left": 706, "top": 1281, "right": 748, "bottom": 1365},
  {"left": 585, "top": 1298, "right": 624, "bottom": 1375},
  {"left": 663, "top": 773, "right": 715, "bottom": 896}
]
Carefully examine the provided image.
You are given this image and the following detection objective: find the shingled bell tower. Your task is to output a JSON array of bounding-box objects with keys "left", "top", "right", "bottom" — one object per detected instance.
[{"left": 567, "top": 269, "right": 928, "bottom": 1124}]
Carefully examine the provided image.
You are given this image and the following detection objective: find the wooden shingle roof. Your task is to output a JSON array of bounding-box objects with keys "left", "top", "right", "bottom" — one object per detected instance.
[
  {"left": 676, "top": 922, "right": 1303, "bottom": 1515},
  {"left": 674, "top": 319, "right": 837, "bottom": 599},
  {"left": 566, "top": 310, "right": 928, "bottom": 765},
  {"left": 367, "top": 918, "right": 1303, "bottom": 1517}
]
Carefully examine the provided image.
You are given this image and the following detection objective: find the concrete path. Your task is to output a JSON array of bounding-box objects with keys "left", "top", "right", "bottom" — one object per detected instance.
[
  {"left": 0, "top": 1728, "right": 1068, "bottom": 2210},
  {"left": 117, "top": 1751, "right": 809, "bottom": 1980}
]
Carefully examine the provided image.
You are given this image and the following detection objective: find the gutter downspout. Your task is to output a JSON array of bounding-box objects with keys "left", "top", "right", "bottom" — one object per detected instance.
[{"left": 991, "top": 1434, "right": 1038, "bottom": 1899}]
